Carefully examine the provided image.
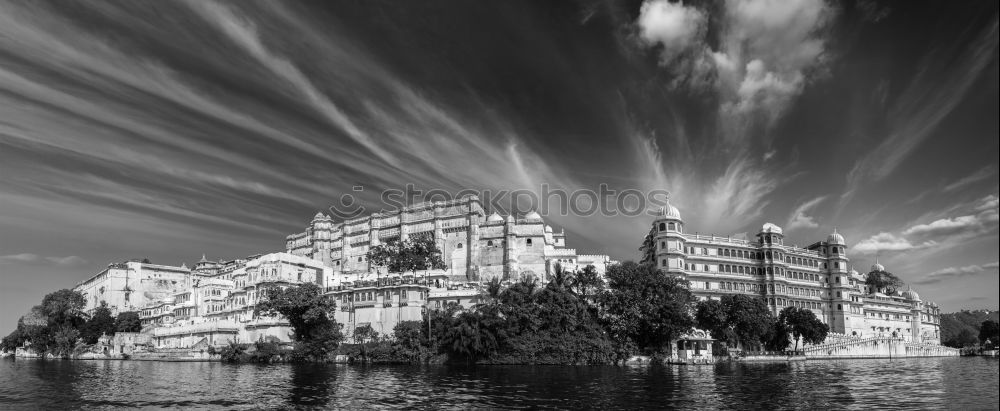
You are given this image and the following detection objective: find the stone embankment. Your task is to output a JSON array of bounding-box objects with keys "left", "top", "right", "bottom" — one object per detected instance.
[{"left": 803, "top": 337, "right": 959, "bottom": 359}]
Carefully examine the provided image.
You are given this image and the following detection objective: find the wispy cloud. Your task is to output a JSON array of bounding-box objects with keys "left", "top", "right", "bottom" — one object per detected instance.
[
  {"left": 916, "top": 262, "right": 999, "bottom": 284},
  {"left": 0, "top": 253, "right": 87, "bottom": 267},
  {"left": 786, "top": 195, "right": 827, "bottom": 231},
  {"left": 630, "top": 0, "right": 835, "bottom": 233},
  {"left": 853, "top": 193, "right": 999, "bottom": 255},
  {"left": 944, "top": 166, "right": 997, "bottom": 192},
  {"left": 843, "top": 19, "right": 998, "bottom": 202},
  {"left": 853, "top": 232, "right": 935, "bottom": 255}
]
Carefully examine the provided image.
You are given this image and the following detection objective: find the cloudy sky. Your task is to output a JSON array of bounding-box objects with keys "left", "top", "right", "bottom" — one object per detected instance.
[{"left": 1, "top": 0, "right": 997, "bottom": 332}]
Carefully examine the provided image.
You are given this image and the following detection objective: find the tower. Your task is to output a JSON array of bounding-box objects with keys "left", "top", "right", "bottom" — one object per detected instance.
[
  {"left": 757, "top": 223, "right": 785, "bottom": 314},
  {"left": 652, "top": 200, "right": 687, "bottom": 279},
  {"left": 826, "top": 228, "right": 855, "bottom": 334}
]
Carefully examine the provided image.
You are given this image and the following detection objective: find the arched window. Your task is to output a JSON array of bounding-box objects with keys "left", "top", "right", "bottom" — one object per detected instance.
[
  {"left": 838, "top": 304, "right": 843, "bottom": 311},
  {"left": 668, "top": 222, "right": 676, "bottom": 230},
  {"left": 456, "top": 243, "right": 463, "bottom": 249},
  {"left": 526, "top": 238, "right": 533, "bottom": 246},
  {"left": 659, "top": 223, "right": 666, "bottom": 231},
  {"left": 487, "top": 240, "right": 493, "bottom": 246}
]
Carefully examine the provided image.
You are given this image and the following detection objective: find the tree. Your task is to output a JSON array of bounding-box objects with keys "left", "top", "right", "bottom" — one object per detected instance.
[
  {"left": 979, "top": 320, "right": 999, "bottom": 348},
  {"left": 695, "top": 299, "right": 729, "bottom": 342},
  {"left": 599, "top": 262, "right": 695, "bottom": 355},
  {"left": 944, "top": 328, "right": 979, "bottom": 348},
  {"left": 367, "top": 239, "right": 404, "bottom": 273},
  {"left": 366, "top": 237, "right": 446, "bottom": 280},
  {"left": 865, "top": 270, "right": 904, "bottom": 295},
  {"left": 478, "top": 277, "right": 504, "bottom": 309},
  {"left": 777, "top": 307, "right": 829, "bottom": 351},
  {"left": 722, "top": 295, "right": 775, "bottom": 351},
  {"left": 51, "top": 325, "right": 80, "bottom": 358},
  {"left": 764, "top": 320, "right": 791, "bottom": 352},
  {"left": 81, "top": 303, "right": 116, "bottom": 344},
  {"left": 570, "top": 265, "right": 605, "bottom": 299},
  {"left": 402, "top": 236, "right": 446, "bottom": 274},
  {"left": 115, "top": 312, "right": 143, "bottom": 333},
  {"left": 256, "top": 283, "right": 343, "bottom": 361},
  {"left": 40, "top": 289, "right": 86, "bottom": 329}
]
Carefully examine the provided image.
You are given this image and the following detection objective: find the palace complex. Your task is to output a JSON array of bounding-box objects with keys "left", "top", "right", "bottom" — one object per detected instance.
[
  {"left": 65, "top": 194, "right": 951, "bottom": 354},
  {"left": 72, "top": 196, "right": 614, "bottom": 347},
  {"left": 641, "top": 201, "right": 942, "bottom": 344}
]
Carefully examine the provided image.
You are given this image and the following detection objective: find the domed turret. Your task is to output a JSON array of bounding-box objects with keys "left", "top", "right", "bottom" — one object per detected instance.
[
  {"left": 525, "top": 211, "right": 542, "bottom": 220},
  {"left": 902, "top": 287, "right": 921, "bottom": 301},
  {"left": 827, "top": 228, "right": 845, "bottom": 245},
  {"left": 659, "top": 199, "right": 681, "bottom": 220},
  {"left": 486, "top": 212, "right": 503, "bottom": 223},
  {"left": 761, "top": 223, "right": 783, "bottom": 234},
  {"left": 544, "top": 225, "right": 553, "bottom": 233},
  {"left": 871, "top": 257, "right": 885, "bottom": 272}
]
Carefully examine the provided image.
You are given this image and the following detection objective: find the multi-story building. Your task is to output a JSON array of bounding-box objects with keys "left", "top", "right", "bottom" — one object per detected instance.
[
  {"left": 136, "top": 252, "right": 333, "bottom": 348},
  {"left": 640, "top": 200, "right": 941, "bottom": 343},
  {"left": 285, "top": 196, "right": 613, "bottom": 283},
  {"left": 74, "top": 260, "right": 192, "bottom": 315}
]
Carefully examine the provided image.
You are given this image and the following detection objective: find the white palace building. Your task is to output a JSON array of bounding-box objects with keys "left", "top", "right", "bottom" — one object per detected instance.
[
  {"left": 641, "top": 201, "right": 942, "bottom": 344},
  {"left": 73, "top": 195, "right": 614, "bottom": 347}
]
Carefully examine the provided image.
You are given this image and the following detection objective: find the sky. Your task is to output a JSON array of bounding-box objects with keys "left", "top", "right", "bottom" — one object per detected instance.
[{"left": 0, "top": 0, "right": 997, "bottom": 333}]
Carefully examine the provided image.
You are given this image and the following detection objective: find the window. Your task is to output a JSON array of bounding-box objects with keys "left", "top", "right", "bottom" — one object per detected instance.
[
  {"left": 668, "top": 222, "right": 676, "bottom": 230},
  {"left": 487, "top": 240, "right": 494, "bottom": 246},
  {"left": 659, "top": 223, "right": 666, "bottom": 231},
  {"left": 456, "top": 243, "right": 463, "bottom": 249},
  {"left": 526, "top": 238, "right": 533, "bottom": 246}
]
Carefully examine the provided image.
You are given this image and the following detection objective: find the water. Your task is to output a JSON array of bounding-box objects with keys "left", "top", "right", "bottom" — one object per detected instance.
[{"left": 1, "top": 357, "right": 996, "bottom": 410}]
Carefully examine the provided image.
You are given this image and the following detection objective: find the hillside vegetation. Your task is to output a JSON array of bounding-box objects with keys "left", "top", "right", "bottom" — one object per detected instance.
[{"left": 940, "top": 309, "right": 999, "bottom": 347}]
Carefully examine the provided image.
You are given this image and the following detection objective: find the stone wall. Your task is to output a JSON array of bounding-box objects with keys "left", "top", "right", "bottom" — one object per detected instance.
[{"left": 803, "top": 337, "right": 959, "bottom": 358}]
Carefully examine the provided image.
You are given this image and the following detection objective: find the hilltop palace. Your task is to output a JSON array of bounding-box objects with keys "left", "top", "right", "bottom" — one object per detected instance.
[
  {"left": 68, "top": 194, "right": 948, "bottom": 354},
  {"left": 72, "top": 196, "right": 613, "bottom": 348}
]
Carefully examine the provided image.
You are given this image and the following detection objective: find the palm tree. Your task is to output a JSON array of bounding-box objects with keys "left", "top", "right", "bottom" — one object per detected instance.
[{"left": 478, "top": 277, "right": 503, "bottom": 309}]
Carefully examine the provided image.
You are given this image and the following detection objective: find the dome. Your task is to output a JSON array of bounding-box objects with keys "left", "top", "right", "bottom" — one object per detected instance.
[
  {"left": 525, "top": 211, "right": 542, "bottom": 220},
  {"left": 902, "top": 288, "right": 921, "bottom": 301},
  {"left": 544, "top": 225, "right": 553, "bottom": 233},
  {"left": 827, "top": 228, "right": 845, "bottom": 245},
  {"left": 659, "top": 200, "right": 681, "bottom": 220},
  {"left": 871, "top": 257, "right": 885, "bottom": 272},
  {"left": 312, "top": 211, "right": 325, "bottom": 220},
  {"left": 486, "top": 212, "right": 503, "bottom": 223},
  {"left": 849, "top": 266, "right": 859, "bottom": 276},
  {"left": 761, "top": 223, "right": 783, "bottom": 235}
]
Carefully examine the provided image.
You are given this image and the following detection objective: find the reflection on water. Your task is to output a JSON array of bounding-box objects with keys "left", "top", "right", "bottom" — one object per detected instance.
[{"left": 0, "top": 357, "right": 996, "bottom": 409}]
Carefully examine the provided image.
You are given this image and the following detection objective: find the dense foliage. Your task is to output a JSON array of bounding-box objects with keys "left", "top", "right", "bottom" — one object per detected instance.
[
  {"left": 80, "top": 303, "right": 116, "bottom": 344},
  {"left": 940, "top": 309, "right": 999, "bottom": 348},
  {"left": 1, "top": 289, "right": 90, "bottom": 357},
  {"left": 695, "top": 295, "right": 775, "bottom": 351},
  {"left": 864, "top": 270, "right": 904, "bottom": 294},
  {"left": 980, "top": 320, "right": 999, "bottom": 348},
  {"left": 255, "top": 283, "right": 344, "bottom": 361},
  {"left": 776, "top": 306, "right": 829, "bottom": 351},
  {"left": 600, "top": 262, "right": 695, "bottom": 355},
  {"left": 338, "top": 262, "right": 696, "bottom": 364},
  {"left": 366, "top": 237, "right": 446, "bottom": 275},
  {"left": 115, "top": 312, "right": 143, "bottom": 333}
]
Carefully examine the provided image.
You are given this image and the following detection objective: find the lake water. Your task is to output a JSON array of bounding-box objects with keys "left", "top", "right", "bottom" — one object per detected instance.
[{"left": 1, "top": 357, "right": 997, "bottom": 409}]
